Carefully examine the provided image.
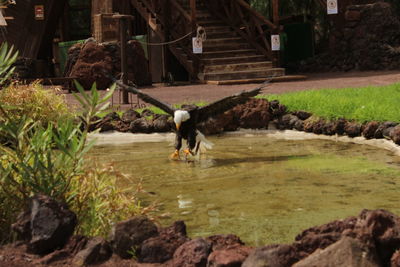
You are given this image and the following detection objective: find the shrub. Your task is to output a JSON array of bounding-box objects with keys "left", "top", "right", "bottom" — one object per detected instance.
[
  {"left": 0, "top": 82, "right": 72, "bottom": 125},
  {"left": 0, "top": 82, "right": 149, "bottom": 242}
]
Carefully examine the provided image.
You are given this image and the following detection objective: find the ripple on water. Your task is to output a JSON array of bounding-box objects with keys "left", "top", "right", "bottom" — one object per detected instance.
[{"left": 90, "top": 135, "right": 400, "bottom": 246}]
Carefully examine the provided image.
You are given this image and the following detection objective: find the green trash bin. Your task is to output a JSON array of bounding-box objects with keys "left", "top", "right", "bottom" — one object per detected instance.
[{"left": 58, "top": 40, "right": 85, "bottom": 73}]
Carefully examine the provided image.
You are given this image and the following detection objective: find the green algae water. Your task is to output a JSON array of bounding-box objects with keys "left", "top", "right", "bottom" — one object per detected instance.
[{"left": 90, "top": 134, "right": 400, "bottom": 246}]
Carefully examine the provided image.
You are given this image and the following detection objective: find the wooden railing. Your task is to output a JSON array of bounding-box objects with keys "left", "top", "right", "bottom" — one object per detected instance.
[
  {"left": 131, "top": 0, "right": 202, "bottom": 79},
  {"left": 203, "top": 0, "right": 278, "bottom": 60}
]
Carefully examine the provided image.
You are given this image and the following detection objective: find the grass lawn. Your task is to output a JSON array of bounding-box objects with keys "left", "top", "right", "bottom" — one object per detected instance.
[{"left": 261, "top": 83, "right": 400, "bottom": 123}]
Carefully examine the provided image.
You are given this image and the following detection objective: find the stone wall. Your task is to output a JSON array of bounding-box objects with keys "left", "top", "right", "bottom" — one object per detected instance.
[{"left": 302, "top": 2, "right": 400, "bottom": 72}]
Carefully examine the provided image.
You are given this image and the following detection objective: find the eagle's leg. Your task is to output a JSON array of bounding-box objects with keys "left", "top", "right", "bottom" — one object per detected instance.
[
  {"left": 170, "top": 134, "right": 182, "bottom": 160},
  {"left": 183, "top": 130, "right": 197, "bottom": 159}
]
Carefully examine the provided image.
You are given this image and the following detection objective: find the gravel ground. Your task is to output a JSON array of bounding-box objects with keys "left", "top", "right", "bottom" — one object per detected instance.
[{"left": 62, "top": 70, "right": 400, "bottom": 110}]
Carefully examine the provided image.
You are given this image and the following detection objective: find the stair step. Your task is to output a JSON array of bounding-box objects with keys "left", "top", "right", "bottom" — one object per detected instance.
[
  {"left": 204, "top": 37, "right": 244, "bottom": 45},
  {"left": 200, "top": 49, "right": 259, "bottom": 58},
  {"left": 200, "top": 68, "right": 286, "bottom": 81},
  {"left": 206, "top": 30, "right": 238, "bottom": 39},
  {"left": 202, "top": 26, "right": 233, "bottom": 33},
  {"left": 203, "top": 61, "right": 273, "bottom": 72},
  {"left": 203, "top": 42, "right": 252, "bottom": 51},
  {"left": 201, "top": 55, "right": 268, "bottom": 65}
]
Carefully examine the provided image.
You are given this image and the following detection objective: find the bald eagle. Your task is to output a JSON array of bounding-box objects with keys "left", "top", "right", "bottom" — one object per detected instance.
[{"left": 115, "top": 81, "right": 267, "bottom": 159}]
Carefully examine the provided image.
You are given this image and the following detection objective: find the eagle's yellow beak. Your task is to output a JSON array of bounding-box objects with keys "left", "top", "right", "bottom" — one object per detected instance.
[{"left": 176, "top": 123, "right": 180, "bottom": 130}]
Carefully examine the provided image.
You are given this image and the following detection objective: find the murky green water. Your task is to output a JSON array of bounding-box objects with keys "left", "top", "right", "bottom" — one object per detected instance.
[{"left": 90, "top": 134, "right": 400, "bottom": 246}]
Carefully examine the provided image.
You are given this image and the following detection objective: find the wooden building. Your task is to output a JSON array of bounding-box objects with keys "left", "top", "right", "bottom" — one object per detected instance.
[{"left": 1, "top": 0, "right": 286, "bottom": 84}]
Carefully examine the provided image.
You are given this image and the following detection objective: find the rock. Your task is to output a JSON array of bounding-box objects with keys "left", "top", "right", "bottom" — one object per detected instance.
[
  {"left": 207, "top": 246, "right": 253, "bottom": 267},
  {"left": 172, "top": 238, "right": 211, "bottom": 267},
  {"left": 375, "top": 121, "right": 398, "bottom": 139},
  {"left": 293, "top": 237, "right": 381, "bottom": 267},
  {"left": 64, "top": 235, "right": 89, "bottom": 255},
  {"left": 295, "top": 216, "right": 358, "bottom": 255},
  {"left": 389, "top": 125, "right": 400, "bottom": 145},
  {"left": 139, "top": 221, "right": 189, "bottom": 263},
  {"left": 345, "top": 10, "right": 361, "bottom": 22},
  {"left": 11, "top": 195, "right": 77, "bottom": 255},
  {"left": 391, "top": 249, "right": 400, "bottom": 266},
  {"left": 69, "top": 42, "right": 114, "bottom": 90},
  {"left": 141, "top": 109, "right": 155, "bottom": 118},
  {"left": 294, "top": 119, "right": 304, "bottom": 131},
  {"left": 292, "top": 111, "right": 312, "bottom": 121},
  {"left": 363, "top": 121, "right": 381, "bottom": 139},
  {"left": 354, "top": 209, "right": 400, "bottom": 266},
  {"left": 153, "top": 114, "right": 172, "bottom": 133},
  {"left": 332, "top": 118, "right": 348, "bottom": 135},
  {"left": 198, "top": 117, "right": 225, "bottom": 135},
  {"left": 109, "top": 216, "right": 158, "bottom": 259},
  {"left": 238, "top": 98, "right": 271, "bottom": 129},
  {"left": 242, "top": 244, "right": 299, "bottom": 267},
  {"left": 122, "top": 109, "right": 141, "bottom": 123},
  {"left": 130, "top": 118, "right": 154, "bottom": 133},
  {"left": 321, "top": 121, "right": 337, "bottom": 136},
  {"left": 280, "top": 114, "right": 300, "bottom": 130},
  {"left": 73, "top": 237, "right": 112, "bottom": 266},
  {"left": 344, "top": 122, "right": 362, "bottom": 137},
  {"left": 206, "top": 234, "right": 244, "bottom": 251}
]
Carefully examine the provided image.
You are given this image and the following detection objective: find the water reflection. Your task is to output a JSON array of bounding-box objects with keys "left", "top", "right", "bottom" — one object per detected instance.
[{"left": 90, "top": 135, "right": 400, "bottom": 246}]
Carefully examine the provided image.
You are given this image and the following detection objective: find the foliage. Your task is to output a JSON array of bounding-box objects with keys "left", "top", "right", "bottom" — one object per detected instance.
[
  {"left": 0, "top": 82, "right": 72, "bottom": 125},
  {"left": 0, "top": 43, "right": 18, "bottom": 86},
  {"left": 0, "top": 82, "right": 148, "bottom": 242},
  {"left": 262, "top": 83, "right": 400, "bottom": 122}
]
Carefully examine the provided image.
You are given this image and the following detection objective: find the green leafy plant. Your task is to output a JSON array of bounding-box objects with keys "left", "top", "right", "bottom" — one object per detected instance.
[
  {"left": 0, "top": 43, "right": 18, "bottom": 86},
  {"left": 0, "top": 81, "right": 150, "bottom": 242},
  {"left": 0, "top": 82, "right": 72, "bottom": 125}
]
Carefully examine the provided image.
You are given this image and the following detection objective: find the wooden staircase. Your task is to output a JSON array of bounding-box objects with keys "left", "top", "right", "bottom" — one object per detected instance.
[{"left": 130, "top": 0, "right": 285, "bottom": 83}]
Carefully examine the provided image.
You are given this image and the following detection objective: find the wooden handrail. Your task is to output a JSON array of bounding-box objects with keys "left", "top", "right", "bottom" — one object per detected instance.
[
  {"left": 236, "top": 0, "right": 277, "bottom": 30},
  {"left": 170, "top": 0, "right": 191, "bottom": 22}
]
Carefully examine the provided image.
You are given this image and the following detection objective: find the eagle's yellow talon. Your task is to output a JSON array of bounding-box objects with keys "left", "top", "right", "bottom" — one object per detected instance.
[
  {"left": 170, "top": 150, "right": 180, "bottom": 160},
  {"left": 183, "top": 149, "right": 193, "bottom": 156}
]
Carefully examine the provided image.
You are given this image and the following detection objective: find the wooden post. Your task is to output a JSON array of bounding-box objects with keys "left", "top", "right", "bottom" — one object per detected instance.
[
  {"left": 163, "top": 0, "right": 171, "bottom": 81},
  {"left": 272, "top": 0, "right": 280, "bottom": 67},
  {"left": 113, "top": 14, "right": 133, "bottom": 104},
  {"left": 190, "top": 0, "right": 199, "bottom": 81}
]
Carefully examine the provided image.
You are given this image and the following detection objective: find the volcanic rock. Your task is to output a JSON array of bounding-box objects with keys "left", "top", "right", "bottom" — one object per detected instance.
[
  {"left": 12, "top": 195, "right": 77, "bottom": 255},
  {"left": 389, "top": 125, "right": 400, "bottom": 145},
  {"left": 109, "top": 216, "right": 158, "bottom": 259},
  {"left": 172, "top": 238, "right": 211, "bottom": 267},
  {"left": 207, "top": 245, "right": 253, "bottom": 267},
  {"left": 293, "top": 237, "right": 381, "bottom": 267},
  {"left": 344, "top": 122, "right": 362, "bottom": 137},
  {"left": 242, "top": 244, "right": 299, "bottom": 267},
  {"left": 72, "top": 237, "right": 112, "bottom": 266},
  {"left": 122, "top": 109, "right": 141, "bottom": 123},
  {"left": 139, "top": 221, "right": 189, "bottom": 263},
  {"left": 130, "top": 118, "right": 154, "bottom": 133},
  {"left": 363, "top": 121, "right": 381, "bottom": 139},
  {"left": 153, "top": 114, "right": 173, "bottom": 132}
]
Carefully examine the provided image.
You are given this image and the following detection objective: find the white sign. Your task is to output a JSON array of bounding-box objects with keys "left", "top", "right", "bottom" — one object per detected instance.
[
  {"left": 327, "top": 0, "right": 338, "bottom": 15},
  {"left": 192, "top": 37, "right": 203, "bottom": 54},
  {"left": 271, "top": 35, "right": 280, "bottom": 51}
]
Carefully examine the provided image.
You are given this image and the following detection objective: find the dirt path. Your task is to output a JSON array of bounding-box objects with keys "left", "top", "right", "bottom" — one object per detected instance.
[{"left": 63, "top": 70, "right": 400, "bottom": 110}]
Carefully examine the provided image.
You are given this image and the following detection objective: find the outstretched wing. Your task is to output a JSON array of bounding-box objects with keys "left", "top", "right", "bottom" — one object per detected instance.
[
  {"left": 197, "top": 81, "right": 269, "bottom": 123},
  {"left": 115, "top": 81, "right": 175, "bottom": 115}
]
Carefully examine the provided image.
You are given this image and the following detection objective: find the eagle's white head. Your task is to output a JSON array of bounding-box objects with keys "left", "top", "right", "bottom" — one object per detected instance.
[{"left": 174, "top": 110, "right": 190, "bottom": 130}]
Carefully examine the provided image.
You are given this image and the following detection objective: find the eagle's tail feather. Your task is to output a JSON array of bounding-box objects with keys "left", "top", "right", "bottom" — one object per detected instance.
[{"left": 195, "top": 130, "right": 213, "bottom": 153}]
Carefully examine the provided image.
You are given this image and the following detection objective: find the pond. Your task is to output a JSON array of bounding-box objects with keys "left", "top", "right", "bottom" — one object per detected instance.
[{"left": 90, "top": 132, "right": 400, "bottom": 246}]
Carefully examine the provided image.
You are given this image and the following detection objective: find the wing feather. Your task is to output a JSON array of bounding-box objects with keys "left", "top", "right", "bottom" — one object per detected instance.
[
  {"left": 115, "top": 81, "right": 175, "bottom": 115},
  {"left": 197, "top": 80, "right": 270, "bottom": 123}
]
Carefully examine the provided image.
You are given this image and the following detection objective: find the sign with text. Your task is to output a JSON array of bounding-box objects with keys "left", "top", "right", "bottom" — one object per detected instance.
[
  {"left": 34, "top": 5, "right": 45, "bottom": 20},
  {"left": 192, "top": 37, "right": 203, "bottom": 54},
  {"left": 271, "top": 34, "right": 280, "bottom": 51},
  {"left": 327, "top": 0, "right": 338, "bottom": 15}
]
